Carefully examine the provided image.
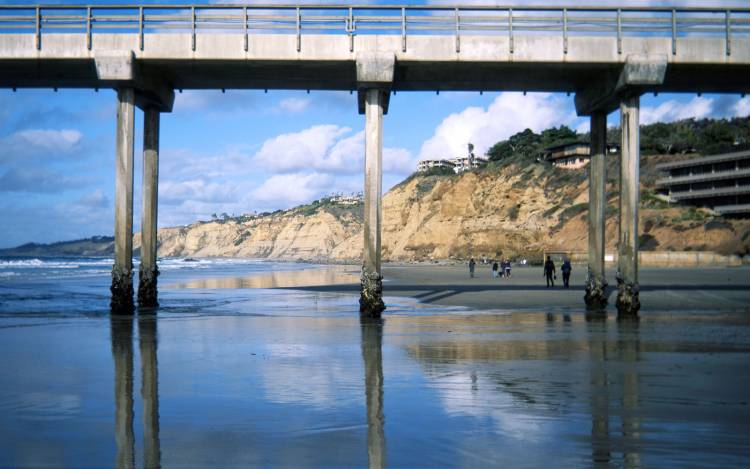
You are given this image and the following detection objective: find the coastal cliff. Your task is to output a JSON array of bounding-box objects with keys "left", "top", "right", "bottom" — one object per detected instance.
[
  {"left": 134, "top": 155, "right": 750, "bottom": 262},
  {"left": 4, "top": 156, "right": 747, "bottom": 261}
]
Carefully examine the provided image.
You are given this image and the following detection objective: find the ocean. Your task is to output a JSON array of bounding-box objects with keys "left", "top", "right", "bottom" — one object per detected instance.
[{"left": 1, "top": 257, "right": 749, "bottom": 467}]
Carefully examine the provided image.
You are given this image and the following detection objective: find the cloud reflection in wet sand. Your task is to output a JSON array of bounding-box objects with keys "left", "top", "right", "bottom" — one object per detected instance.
[
  {"left": 165, "top": 265, "right": 360, "bottom": 290},
  {"left": 2, "top": 305, "right": 750, "bottom": 466}
]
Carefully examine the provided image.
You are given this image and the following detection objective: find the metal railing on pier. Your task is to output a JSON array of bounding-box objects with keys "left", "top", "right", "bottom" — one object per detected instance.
[{"left": 0, "top": 4, "right": 748, "bottom": 54}]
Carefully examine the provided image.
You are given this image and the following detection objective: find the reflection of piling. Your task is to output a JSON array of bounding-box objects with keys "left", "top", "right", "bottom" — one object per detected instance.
[
  {"left": 139, "top": 316, "right": 161, "bottom": 469},
  {"left": 587, "top": 320, "right": 611, "bottom": 465},
  {"left": 618, "top": 320, "right": 641, "bottom": 468},
  {"left": 360, "top": 317, "right": 386, "bottom": 469},
  {"left": 111, "top": 316, "right": 135, "bottom": 469}
]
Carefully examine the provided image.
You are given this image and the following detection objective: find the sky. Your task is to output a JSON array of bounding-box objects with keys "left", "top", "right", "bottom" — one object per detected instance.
[{"left": 1, "top": 0, "right": 749, "bottom": 247}]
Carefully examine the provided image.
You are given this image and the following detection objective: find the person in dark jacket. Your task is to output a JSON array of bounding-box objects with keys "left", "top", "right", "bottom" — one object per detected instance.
[
  {"left": 543, "top": 256, "right": 556, "bottom": 287},
  {"left": 492, "top": 261, "right": 499, "bottom": 278},
  {"left": 561, "top": 258, "right": 572, "bottom": 288},
  {"left": 469, "top": 258, "right": 476, "bottom": 278}
]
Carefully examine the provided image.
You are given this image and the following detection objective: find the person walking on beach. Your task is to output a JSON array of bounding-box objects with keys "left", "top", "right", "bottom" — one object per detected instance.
[
  {"left": 492, "top": 260, "right": 499, "bottom": 279},
  {"left": 561, "top": 258, "right": 572, "bottom": 288},
  {"left": 543, "top": 256, "right": 556, "bottom": 287},
  {"left": 504, "top": 259, "right": 512, "bottom": 279},
  {"left": 469, "top": 258, "right": 476, "bottom": 278}
]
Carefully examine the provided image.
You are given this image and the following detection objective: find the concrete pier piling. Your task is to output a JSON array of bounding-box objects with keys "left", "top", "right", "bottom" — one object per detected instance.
[
  {"left": 585, "top": 111, "right": 609, "bottom": 311},
  {"left": 616, "top": 96, "right": 641, "bottom": 316},
  {"left": 138, "top": 108, "right": 160, "bottom": 308},
  {"left": 111, "top": 88, "right": 136, "bottom": 314},
  {"left": 360, "top": 89, "right": 386, "bottom": 317}
]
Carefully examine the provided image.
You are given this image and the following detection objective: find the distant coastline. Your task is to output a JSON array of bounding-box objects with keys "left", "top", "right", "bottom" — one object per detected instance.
[{"left": 0, "top": 236, "right": 114, "bottom": 258}]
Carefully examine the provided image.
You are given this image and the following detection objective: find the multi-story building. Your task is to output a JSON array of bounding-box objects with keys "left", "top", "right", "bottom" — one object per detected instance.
[
  {"left": 452, "top": 155, "right": 489, "bottom": 173},
  {"left": 543, "top": 141, "right": 619, "bottom": 169},
  {"left": 655, "top": 150, "right": 750, "bottom": 216},
  {"left": 417, "top": 149, "right": 488, "bottom": 174},
  {"left": 329, "top": 193, "right": 363, "bottom": 205},
  {"left": 417, "top": 159, "right": 457, "bottom": 173}
]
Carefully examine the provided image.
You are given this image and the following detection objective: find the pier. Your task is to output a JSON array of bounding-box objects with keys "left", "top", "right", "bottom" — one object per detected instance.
[{"left": 2, "top": 4, "right": 749, "bottom": 316}]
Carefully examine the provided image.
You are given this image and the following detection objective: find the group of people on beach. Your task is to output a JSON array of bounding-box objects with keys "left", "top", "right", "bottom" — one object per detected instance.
[
  {"left": 542, "top": 256, "right": 572, "bottom": 288},
  {"left": 468, "top": 255, "right": 572, "bottom": 287},
  {"left": 491, "top": 259, "right": 512, "bottom": 279}
]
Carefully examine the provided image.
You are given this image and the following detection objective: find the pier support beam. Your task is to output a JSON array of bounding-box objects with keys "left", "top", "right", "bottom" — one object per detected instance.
[
  {"left": 616, "top": 96, "right": 641, "bottom": 317},
  {"left": 356, "top": 53, "right": 394, "bottom": 317},
  {"left": 360, "top": 88, "right": 386, "bottom": 317},
  {"left": 111, "top": 88, "right": 136, "bottom": 314},
  {"left": 584, "top": 111, "right": 609, "bottom": 311},
  {"left": 138, "top": 108, "right": 160, "bottom": 308}
]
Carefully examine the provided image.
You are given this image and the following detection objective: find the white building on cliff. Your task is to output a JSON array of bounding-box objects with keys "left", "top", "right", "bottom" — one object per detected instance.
[{"left": 417, "top": 143, "right": 488, "bottom": 174}]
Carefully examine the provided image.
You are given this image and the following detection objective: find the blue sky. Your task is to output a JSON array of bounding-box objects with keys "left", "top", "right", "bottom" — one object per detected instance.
[{"left": 1, "top": 0, "right": 750, "bottom": 247}]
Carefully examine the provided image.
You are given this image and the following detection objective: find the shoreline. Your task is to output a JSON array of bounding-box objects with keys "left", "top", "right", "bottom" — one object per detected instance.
[{"left": 279, "top": 264, "right": 750, "bottom": 313}]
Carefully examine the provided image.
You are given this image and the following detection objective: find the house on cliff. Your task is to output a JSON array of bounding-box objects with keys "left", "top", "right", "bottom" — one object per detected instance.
[{"left": 543, "top": 141, "right": 619, "bottom": 169}]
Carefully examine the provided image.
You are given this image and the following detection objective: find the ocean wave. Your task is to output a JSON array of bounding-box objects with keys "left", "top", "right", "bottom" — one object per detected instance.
[
  {"left": 158, "top": 257, "right": 266, "bottom": 270},
  {"left": 0, "top": 258, "right": 114, "bottom": 269},
  {"left": 0, "top": 259, "right": 45, "bottom": 268}
]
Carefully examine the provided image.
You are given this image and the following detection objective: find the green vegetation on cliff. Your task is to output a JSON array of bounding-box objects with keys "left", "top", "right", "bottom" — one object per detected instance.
[{"left": 485, "top": 116, "right": 750, "bottom": 164}]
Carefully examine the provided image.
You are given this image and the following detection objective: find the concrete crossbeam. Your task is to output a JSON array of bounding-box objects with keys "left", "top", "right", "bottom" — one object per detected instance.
[
  {"left": 357, "top": 52, "right": 394, "bottom": 114},
  {"left": 94, "top": 49, "right": 174, "bottom": 112},
  {"left": 575, "top": 54, "right": 667, "bottom": 116}
]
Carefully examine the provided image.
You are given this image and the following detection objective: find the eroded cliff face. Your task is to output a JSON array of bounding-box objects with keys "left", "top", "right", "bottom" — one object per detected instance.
[
  {"left": 137, "top": 160, "right": 750, "bottom": 262},
  {"left": 135, "top": 209, "right": 362, "bottom": 262}
]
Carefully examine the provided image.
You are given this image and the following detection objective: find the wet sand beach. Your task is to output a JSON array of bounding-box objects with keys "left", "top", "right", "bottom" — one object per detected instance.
[
  {"left": 1, "top": 259, "right": 750, "bottom": 467},
  {"left": 282, "top": 264, "right": 750, "bottom": 312}
]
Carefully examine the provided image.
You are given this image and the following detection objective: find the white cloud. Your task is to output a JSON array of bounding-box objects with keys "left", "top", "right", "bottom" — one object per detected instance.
[
  {"left": 0, "top": 167, "right": 84, "bottom": 193},
  {"left": 277, "top": 97, "right": 311, "bottom": 113},
  {"left": 251, "top": 172, "right": 334, "bottom": 207},
  {"left": 640, "top": 96, "right": 713, "bottom": 125},
  {"left": 253, "top": 124, "right": 414, "bottom": 175},
  {"left": 174, "top": 90, "right": 256, "bottom": 114},
  {"left": 254, "top": 125, "right": 350, "bottom": 173},
  {"left": 77, "top": 188, "right": 109, "bottom": 208},
  {"left": 732, "top": 97, "right": 750, "bottom": 117},
  {"left": 0, "top": 128, "right": 83, "bottom": 162},
  {"left": 383, "top": 147, "right": 418, "bottom": 173},
  {"left": 418, "top": 92, "right": 578, "bottom": 160},
  {"left": 160, "top": 179, "right": 238, "bottom": 205}
]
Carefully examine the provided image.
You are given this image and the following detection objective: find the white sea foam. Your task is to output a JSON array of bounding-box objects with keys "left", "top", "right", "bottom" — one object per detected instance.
[
  {"left": 0, "top": 258, "right": 113, "bottom": 269},
  {"left": 158, "top": 257, "right": 265, "bottom": 270},
  {"left": 0, "top": 259, "right": 45, "bottom": 268}
]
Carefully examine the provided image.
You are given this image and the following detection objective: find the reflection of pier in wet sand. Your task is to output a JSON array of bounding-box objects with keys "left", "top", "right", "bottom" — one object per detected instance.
[
  {"left": 111, "top": 316, "right": 161, "bottom": 469},
  {"left": 361, "top": 318, "right": 386, "bottom": 469},
  {"left": 167, "top": 265, "right": 360, "bottom": 290}
]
